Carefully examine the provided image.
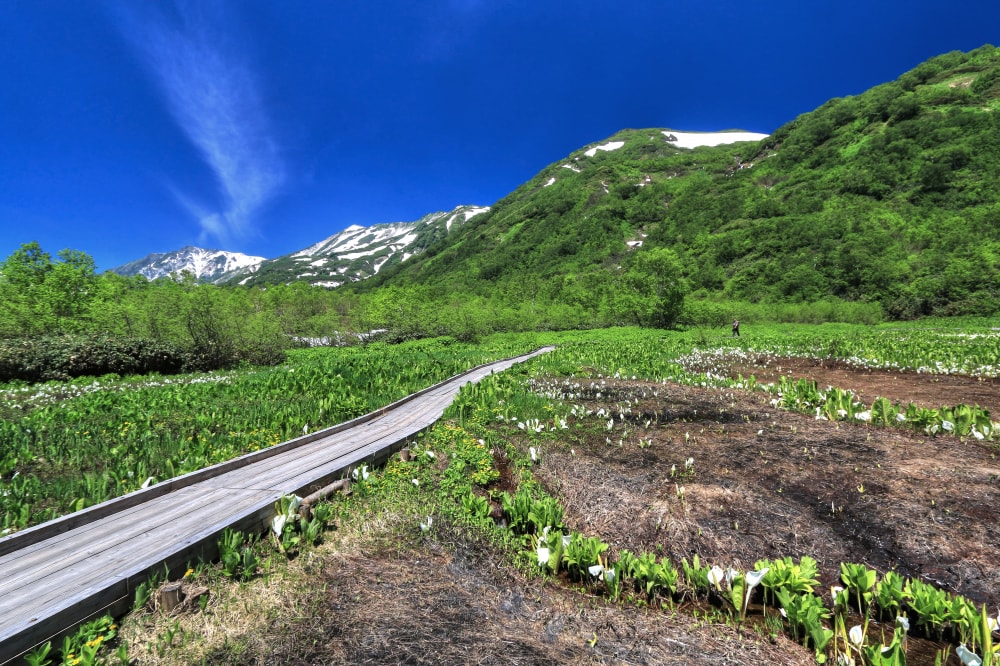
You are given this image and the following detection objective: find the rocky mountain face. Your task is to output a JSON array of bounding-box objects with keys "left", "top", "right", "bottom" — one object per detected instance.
[
  {"left": 219, "top": 205, "right": 489, "bottom": 287},
  {"left": 109, "top": 246, "right": 266, "bottom": 282},
  {"left": 109, "top": 205, "right": 489, "bottom": 287}
]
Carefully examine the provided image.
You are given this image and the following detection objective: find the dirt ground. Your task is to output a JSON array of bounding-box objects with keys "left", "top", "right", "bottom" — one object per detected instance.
[
  {"left": 709, "top": 354, "right": 1000, "bottom": 416},
  {"left": 296, "top": 538, "right": 812, "bottom": 666},
  {"left": 517, "top": 357, "right": 998, "bottom": 665},
  {"left": 129, "top": 514, "right": 813, "bottom": 666}
]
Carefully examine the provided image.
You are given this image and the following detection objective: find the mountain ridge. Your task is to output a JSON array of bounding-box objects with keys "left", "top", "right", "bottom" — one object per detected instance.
[
  {"left": 110, "top": 246, "right": 266, "bottom": 282},
  {"left": 360, "top": 45, "right": 1000, "bottom": 319},
  {"left": 110, "top": 205, "right": 490, "bottom": 285}
]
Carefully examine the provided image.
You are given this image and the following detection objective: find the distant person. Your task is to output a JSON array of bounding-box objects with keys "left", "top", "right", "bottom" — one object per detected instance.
[{"left": 732, "top": 318, "right": 740, "bottom": 337}]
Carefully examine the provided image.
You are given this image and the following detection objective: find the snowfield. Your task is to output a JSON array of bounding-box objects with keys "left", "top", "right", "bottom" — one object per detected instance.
[
  {"left": 584, "top": 141, "right": 625, "bottom": 157},
  {"left": 661, "top": 130, "right": 769, "bottom": 149}
]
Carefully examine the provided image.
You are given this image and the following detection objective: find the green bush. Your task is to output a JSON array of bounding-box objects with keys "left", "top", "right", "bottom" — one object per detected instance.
[{"left": 0, "top": 334, "right": 189, "bottom": 382}]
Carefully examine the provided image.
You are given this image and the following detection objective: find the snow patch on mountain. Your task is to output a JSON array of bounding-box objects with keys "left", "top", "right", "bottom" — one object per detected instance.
[
  {"left": 662, "top": 130, "right": 768, "bottom": 149},
  {"left": 585, "top": 141, "right": 625, "bottom": 157},
  {"left": 445, "top": 206, "right": 489, "bottom": 231},
  {"left": 110, "top": 246, "right": 266, "bottom": 282},
  {"left": 221, "top": 204, "right": 489, "bottom": 287}
]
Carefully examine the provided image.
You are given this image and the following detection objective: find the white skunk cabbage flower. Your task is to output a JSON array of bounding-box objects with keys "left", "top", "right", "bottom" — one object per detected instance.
[
  {"left": 270, "top": 495, "right": 302, "bottom": 535},
  {"left": 849, "top": 625, "right": 864, "bottom": 647},
  {"left": 140, "top": 476, "right": 156, "bottom": 489},
  {"left": 942, "top": 420, "right": 955, "bottom": 432},
  {"left": 352, "top": 465, "right": 370, "bottom": 481},
  {"left": 985, "top": 610, "right": 999, "bottom": 632},
  {"left": 745, "top": 568, "right": 769, "bottom": 589},
  {"left": 425, "top": 450, "right": 436, "bottom": 459},
  {"left": 588, "top": 564, "right": 605, "bottom": 578},
  {"left": 831, "top": 585, "right": 849, "bottom": 608},
  {"left": 529, "top": 447, "right": 539, "bottom": 463},
  {"left": 411, "top": 478, "right": 419, "bottom": 487},
  {"left": 956, "top": 645, "right": 983, "bottom": 666},
  {"left": 536, "top": 545, "right": 550, "bottom": 567},
  {"left": 271, "top": 514, "right": 288, "bottom": 536},
  {"left": 744, "top": 567, "right": 769, "bottom": 609},
  {"left": 420, "top": 516, "right": 433, "bottom": 532},
  {"left": 708, "top": 565, "right": 725, "bottom": 590},
  {"left": 896, "top": 615, "right": 910, "bottom": 633}
]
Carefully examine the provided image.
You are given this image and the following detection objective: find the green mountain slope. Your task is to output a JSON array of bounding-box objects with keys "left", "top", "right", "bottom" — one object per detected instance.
[{"left": 364, "top": 45, "right": 1000, "bottom": 319}]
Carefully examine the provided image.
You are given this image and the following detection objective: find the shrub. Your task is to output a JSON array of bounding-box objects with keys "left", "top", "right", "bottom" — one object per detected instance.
[{"left": 0, "top": 334, "right": 188, "bottom": 382}]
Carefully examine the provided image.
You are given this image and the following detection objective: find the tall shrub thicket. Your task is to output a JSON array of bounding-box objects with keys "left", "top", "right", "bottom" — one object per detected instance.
[{"left": 0, "top": 244, "right": 290, "bottom": 380}]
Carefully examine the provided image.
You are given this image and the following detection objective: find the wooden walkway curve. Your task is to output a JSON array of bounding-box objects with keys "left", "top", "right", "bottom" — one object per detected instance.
[{"left": 0, "top": 347, "right": 553, "bottom": 663}]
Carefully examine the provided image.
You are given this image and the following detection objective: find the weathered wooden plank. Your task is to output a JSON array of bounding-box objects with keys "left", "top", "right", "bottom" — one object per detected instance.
[
  {"left": 1, "top": 493, "right": 281, "bottom": 661},
  {"left": 0, "top": 349, "right": 502, "bottom": 558},
  {"left": 0, "top": 347, "right": 552, "bottom": 663},
  {"left": 2, "top": 487, "right": 272, "bottom": 616},
  {"left": 1, "top": 486, "right": 231, "bottom": 584}
]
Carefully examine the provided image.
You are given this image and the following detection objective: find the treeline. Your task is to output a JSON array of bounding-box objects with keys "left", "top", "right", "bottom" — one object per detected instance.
[
  {"left": 1, "top": 241, "right": 881, "bottom": 382},
  {"left": 0, "top": 243, "right": 291, "bottom": 380},
  {"left": 0, "top": 242, "right": 691, "bottom": 372}
]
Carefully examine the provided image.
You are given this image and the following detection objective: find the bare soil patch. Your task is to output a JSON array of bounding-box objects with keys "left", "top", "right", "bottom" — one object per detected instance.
[
  {"left": 694, "top": 353, "right": 1000, "bottom": 414},
  {"left": 301, "top": 536, "right": 811, "bottom": 665},
  {"left": 528, "top": 374, "right": 999, "bottom": 606},
  {"left": 131, "top": 523, "right": 812, "bottom": 665},
  {"left": 514, "top": 360, "right": 999, "bottom": 665}
]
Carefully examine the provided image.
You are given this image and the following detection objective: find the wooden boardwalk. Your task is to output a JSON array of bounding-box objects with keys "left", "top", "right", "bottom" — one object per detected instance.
[{"left": 0, "top": 348, "right": 552, "bottom": 663}]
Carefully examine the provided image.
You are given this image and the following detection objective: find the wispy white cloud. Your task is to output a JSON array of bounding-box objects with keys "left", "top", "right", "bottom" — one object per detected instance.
[{"left": 113, "top": 1, "right": 284, "bottom": 244}]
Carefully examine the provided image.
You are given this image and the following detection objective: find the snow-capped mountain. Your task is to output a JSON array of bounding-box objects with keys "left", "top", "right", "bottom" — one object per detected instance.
[
  {"left": 109, "top": 205, "right": 487, "bottom": 287},
  {"left": 110, "top": 246, "right": 266, "bottom": 282},
  {"left": 221, "top": 205, "right": 488, "bottom": 287}
]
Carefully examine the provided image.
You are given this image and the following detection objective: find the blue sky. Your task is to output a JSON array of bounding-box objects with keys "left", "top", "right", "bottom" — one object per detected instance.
[{"left": 1, "top": 1, "right": 998, "bottom": 271}]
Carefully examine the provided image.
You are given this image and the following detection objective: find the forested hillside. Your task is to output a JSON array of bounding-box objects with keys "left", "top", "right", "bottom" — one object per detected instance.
[{"left": 365, "top": 45, "right": 1000, "bottom": 320}]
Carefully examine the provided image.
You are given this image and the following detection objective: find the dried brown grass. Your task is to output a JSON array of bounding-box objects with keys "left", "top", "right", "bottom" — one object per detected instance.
[{"left": 119, "top": 504, "right": 810, "bottom": 665}]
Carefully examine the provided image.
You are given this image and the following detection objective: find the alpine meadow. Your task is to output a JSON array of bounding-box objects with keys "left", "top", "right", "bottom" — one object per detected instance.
[{"left": 2, "top": 46, "right": 1000, "bottom": 666}]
